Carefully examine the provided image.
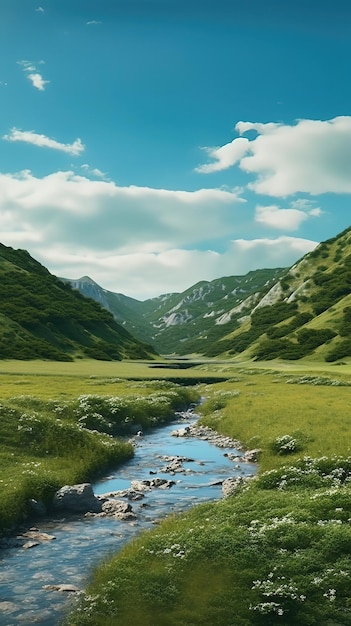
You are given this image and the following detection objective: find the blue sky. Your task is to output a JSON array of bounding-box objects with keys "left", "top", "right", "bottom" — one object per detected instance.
[{"left": 0, "top": 0, "right": 351, "bottom": 299}]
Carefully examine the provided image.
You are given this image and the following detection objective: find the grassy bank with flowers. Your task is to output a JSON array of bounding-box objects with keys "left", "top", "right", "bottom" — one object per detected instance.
[
  {"left": 65, "top": 367, "right": 351, "bottom": 626},
  {"left": 0, "top": 368, "right": 199, "bottom": 535}
]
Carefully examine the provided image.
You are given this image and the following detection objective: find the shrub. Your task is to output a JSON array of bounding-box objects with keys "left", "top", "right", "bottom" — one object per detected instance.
[
  {"left": 325, "top": 339, "right": 351, "bottom": 362},
  {"left": 270, "top": 435, "right": 301, "bottom": 456}
]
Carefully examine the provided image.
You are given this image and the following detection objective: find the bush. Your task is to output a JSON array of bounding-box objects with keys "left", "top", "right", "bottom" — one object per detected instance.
[
  {"left": 325, "top": 339, "right": 351, "bottom": 362},
  {"left": 270, "top": 434, "right": 301, "bottom": 456}
]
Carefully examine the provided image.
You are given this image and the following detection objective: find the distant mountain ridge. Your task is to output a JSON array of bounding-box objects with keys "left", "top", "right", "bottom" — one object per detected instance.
[
  {"left": 0, "top": 244, "right": 157, "bottom": 361},
  {"left": 64, "top": 268, "right": 286, "bottom": 354},
  {"left": 65, "top": 224, "right": 351, "bottom": 362},
  {"left": 3, "top": 224, "right": 350, "bottom": 363}
]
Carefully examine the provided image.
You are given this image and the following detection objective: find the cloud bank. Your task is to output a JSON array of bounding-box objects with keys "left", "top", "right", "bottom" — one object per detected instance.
[
  {"left": 0, "top": 169, "right": 316, "bottom": 299},
  {"left": 197, "top": 116, "right": 351, "bottom": 196}
]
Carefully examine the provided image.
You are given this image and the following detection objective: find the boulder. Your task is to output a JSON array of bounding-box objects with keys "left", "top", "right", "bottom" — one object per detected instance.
[
  {"left": 52, "top": 483, "right": 102, "bottom": 514},
  {"left": 130, "top": 479, "right": 152, "bottom": 492},
  {"left": 150, "top": 478, "right": 176, "bottom": 489},
  {"left": 101, "top": 500, "right": 132, "bottom": 515},
  {"left": 20, "top": 530, "right": 56, "bottom": 543},
  {"left": 243, "top": 449, "right": 261, "bottom": 463},
  {"left": 22, "top": 540, "right": 40, "bottom": 550},
  {"left": 171, "top": 427, "right": 190, "bottom": 437},
  {"left": 222, "top": 477, "right": 245, "bottom": 498}
]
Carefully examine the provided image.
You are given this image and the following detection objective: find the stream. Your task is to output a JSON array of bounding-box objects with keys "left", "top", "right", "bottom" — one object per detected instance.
[{"left": 0, "top": 412, "right": 256, "bottom": 625}]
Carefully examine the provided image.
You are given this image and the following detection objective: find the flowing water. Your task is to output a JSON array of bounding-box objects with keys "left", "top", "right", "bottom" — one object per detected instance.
[{"left": 0, "top": 413, "right": 256, "bottom": 625}]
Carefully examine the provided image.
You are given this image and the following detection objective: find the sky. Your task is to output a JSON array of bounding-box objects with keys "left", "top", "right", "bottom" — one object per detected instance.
[{"left": 0, "top": 0, "right": 351, "bottom": 300}]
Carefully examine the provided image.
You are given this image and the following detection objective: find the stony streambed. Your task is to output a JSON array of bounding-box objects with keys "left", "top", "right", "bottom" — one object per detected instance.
[{"left": 0, "top": 412, "right": 257, "bottom": 626}]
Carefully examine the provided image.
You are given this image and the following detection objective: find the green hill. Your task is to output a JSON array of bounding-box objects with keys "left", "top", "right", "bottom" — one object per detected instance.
[
  {"left": 0, "top": 244, "right": 157, "bottom": 361},
  {"left": 61, "top": 275, "right": 153, "bottom": 345},
  {"left": 65, "top": 269, "right": 285, "bottom": 354},
  {"left": 62, "top": 225, "right": 351, "bottom": 362},
  {"left": 204, "top": 225, "right": 351, "bottom": 362}
]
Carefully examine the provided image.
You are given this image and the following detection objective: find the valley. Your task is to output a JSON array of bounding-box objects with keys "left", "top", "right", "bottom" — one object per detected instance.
[
  {"left": 0, "top": 226, "right": 351, "bottom": 625},
  {"left": 64, "top": 226, "right": 351, "bottom": 364}
]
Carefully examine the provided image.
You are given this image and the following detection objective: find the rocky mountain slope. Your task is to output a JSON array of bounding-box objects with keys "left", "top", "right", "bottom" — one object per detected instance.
[
  {"left": 64, "top": 269, "right": 285, "bottom": 355},
  {"left": 202, "top": 225, "right": 351, "bottom": 362},
  {"left": 65, "top": 225, "right": 351, "bottom": 362},
  {"left": 0, "top": 244, "right": 157, "bottom": 361}
]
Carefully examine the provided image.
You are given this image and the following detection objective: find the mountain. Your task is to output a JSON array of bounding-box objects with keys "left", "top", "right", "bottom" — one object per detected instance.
[
  {"left": 61, "top": 276, "right": 153, "bottom": 343},
  {"left": 0, "top": 244, "right": 157, "bottom": 361},
  {"left": 201, "top": 225, "right": 351, "bottom": 362},
  {"left": 64, "top": 225, "right": 351, "bottom": 362},
  {"left": 64, "top": 268, "right": 285, "bottom": 354},
  {"left": 139, "top": 269, "right": 286, "bottom": 354}
]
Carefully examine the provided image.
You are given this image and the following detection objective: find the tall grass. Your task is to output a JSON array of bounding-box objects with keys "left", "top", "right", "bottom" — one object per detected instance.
[
  {"left": 199, "top": 370, "right": 351, "bottom": 471},
  {"left": 65, "top": 367, "right": 351, "bottom": 626},
  {"left": 0, "top": 376, "right": 198, "bottom": 535}
]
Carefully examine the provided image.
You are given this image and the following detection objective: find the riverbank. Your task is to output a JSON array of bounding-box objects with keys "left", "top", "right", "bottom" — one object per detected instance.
[
  {"left": 0, "top": 410, "right": 254, "bottom": 626},
  {"left": 0, "top": 378, "right": 198, "bottom": 535},
  {"left": 64, "top": 368, "right": 351, "bottom": 626}
]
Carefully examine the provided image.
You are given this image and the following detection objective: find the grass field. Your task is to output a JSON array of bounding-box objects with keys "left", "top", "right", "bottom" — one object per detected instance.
[
  {"left": 0, "top": 358, "right": 233, "bottom": 399},
  {"left": 59, "top": 359, "right": 351, "bottom": 626},
  {"left": 0, "top": 360, "right": 199, "bottom": 534}
]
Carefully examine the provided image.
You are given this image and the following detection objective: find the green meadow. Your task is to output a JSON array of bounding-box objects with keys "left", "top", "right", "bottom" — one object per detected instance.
[
  {"left": 57, "top": 360, "right": 351, "bottom": 626},
  {"left": 0, "top": 360, "right": 199, "bottom": 534},
  {"left": 1, "top": 359, "right": 351, "bottom": 624}
]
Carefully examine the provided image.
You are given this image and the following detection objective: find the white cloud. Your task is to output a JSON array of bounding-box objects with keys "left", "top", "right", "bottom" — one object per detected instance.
[
  {"left": 255, "top": 204, "right": 321, "bottom": 230},
  {"left": 86, "top": 20, "right": 102, "bottom": 25},
  {"left": 309, "top": 208, "right": 323, "bottom": 217},
  {"left": 27, "top": 72, "right": 49, "bottom": 91},
  {"left": 39, "top": 236, "right": 317, "bottom": 300},
  {"left": 0, "top": 169, "right": 319, "bottom": 299},
  {"left": 3, "top": 129, "right": 85, "bottom": 156},
  {"left": 18, "top": 60, "right": 49, "bottom": 91},
  {"left": 195, "top": 137, "right": 249, "bottom": 173},
  {"left": 0, "top": 169, "right": 243, "bottom": 248},
  {"left": 35, "top": 6, "right": 45, "bottom": 12},
  {"left": 289, "top": 198, "right": 317, "bottom": 210},
  {"left": 226, "top": 236, "right": 317, "bottom": 271},
  {"left": 81, "top": 164, "right": 109, "bottom": 180},
  {"left": 255, "top": 205, "right": 309, "bottom": 230},
  {"left": 236, "top": 121, "right": 278, "bottom": 135},
  {"left": 197, "top": 116, "right": 351, "bottom": 197}
]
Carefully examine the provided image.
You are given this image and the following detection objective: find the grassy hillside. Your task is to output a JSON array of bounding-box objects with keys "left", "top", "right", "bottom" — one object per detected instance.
[
  {"left": 67, "top": 269, "right": 285, "bottom": 354},
  {"left": 62, "top": 276, "right": 154, "bottom": 345},
  {"left": 0, "top": 244, "right": 157, "bottom": 361},
  {"left": 203, "top": 226, "right": 351, "bottom": 362}
]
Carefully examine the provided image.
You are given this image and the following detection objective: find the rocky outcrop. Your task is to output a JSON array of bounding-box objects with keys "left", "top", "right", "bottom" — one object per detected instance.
[
  {"left": 159, "top": 455, "right": 195, "bottom": 474},
  {"left": 171, "top": 424, "right": 243, "bottom": 450},
  {"left": 171, "top": 426, "right": 191, "bottom": 437},
  {"left": 171, "top": 424, "right": 261, "bottom": 465},
  {"left": 88, "top": 499, "right": 137, "bottom": 521},
  {"left": 224, "top": 448, "right": 261, "bottom": 463},
  {"left": 0, "top": 528, "right": 57, "bottom": 550},
  {"left": 222, "top": 477, "right": 246, "bottom": 497},
  {"left": 52, "top": 483, "right": 102, "bottom": 514}
]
